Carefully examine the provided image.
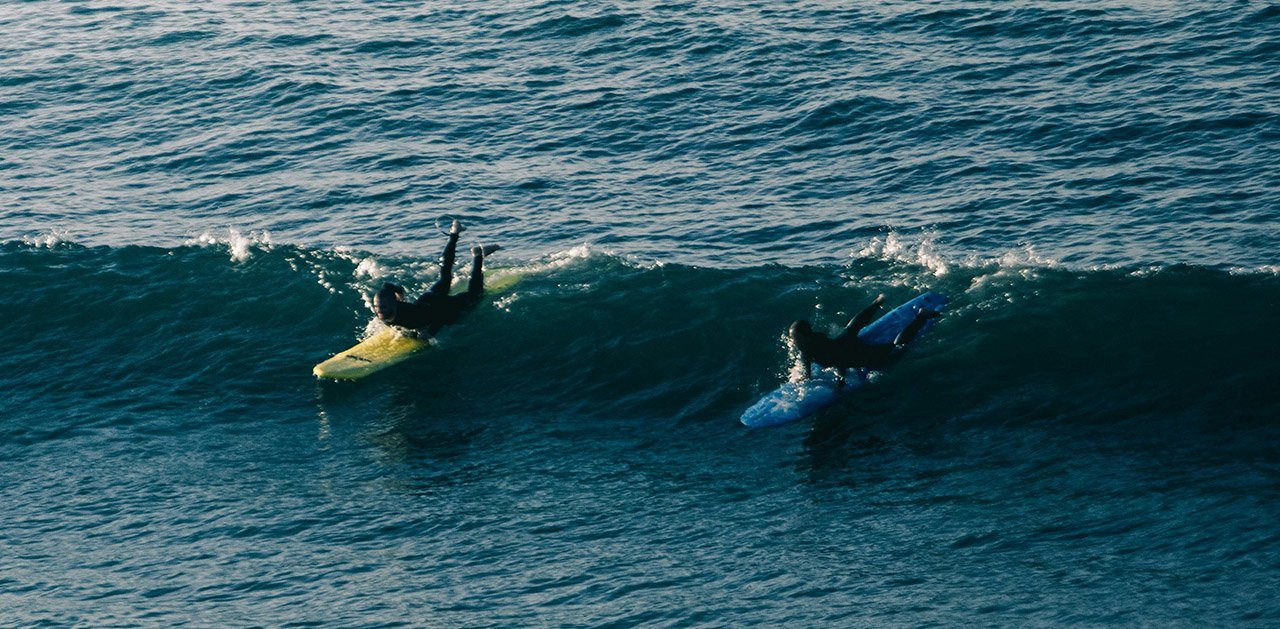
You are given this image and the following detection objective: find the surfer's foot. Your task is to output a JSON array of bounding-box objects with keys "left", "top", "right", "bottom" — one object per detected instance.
[
  {"left": 917, "top": 307, "right": 941, "bottom": 320},
  {"left": 874, "top": 293, "right": 885, "bottom": 305},
  {"left": 451, "top": 219, "right": 464, "bottom": 234},
  {"left": 481, "top": 244, "right": 500, "bottom": 256}
]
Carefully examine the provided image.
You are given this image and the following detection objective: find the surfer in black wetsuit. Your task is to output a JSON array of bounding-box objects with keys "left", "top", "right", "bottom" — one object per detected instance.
[
  {"left": 789, "top": 294, "right": 940, "bottom": 386},
  {"left": 373, "top": 219, "right": 498, "bottom": 336}
]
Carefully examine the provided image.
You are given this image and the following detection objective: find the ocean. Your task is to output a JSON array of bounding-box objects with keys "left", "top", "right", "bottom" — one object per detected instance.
[{"left": 2, "top": 1, "right": 1279, "bottom": 625}]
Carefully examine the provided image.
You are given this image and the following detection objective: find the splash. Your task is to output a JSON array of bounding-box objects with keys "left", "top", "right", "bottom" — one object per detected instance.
[
  {"left": 545, "top": 244, "right": 594, "bottom": 266},
  {"left": 22, "top": 229, "right": 74, "bottom": 248},
  {"left": 502, "top": 244, "right": 596, "bottom": 277},
  {"left": 360, "top": 316, "right": 390, "bottom": 340},
  {"left": 994, "top": 245, "right": 1059, "bottom": 270},
  {"left": 188, "top": 228, "right": 273, "bottom": 262},
  {"left": 964, "top": 245, "right": 1061, "bottom": 293},
  {"left": 353, "top": 256, "right": 390, "bottom": 280},
  {"left": 855, "top": 231, "right": 950, "bottom": 276},
  {"left": 783, "top": 331, "right": 806, "bottom": 384}
]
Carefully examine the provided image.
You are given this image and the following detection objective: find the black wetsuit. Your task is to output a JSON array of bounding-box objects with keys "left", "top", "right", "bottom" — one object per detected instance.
[
  {"left": 792, "top": 297, "right": 935, "bottom": 380},
  {"left": 374, "top": 231, "right": 483, "bottom": 336}
]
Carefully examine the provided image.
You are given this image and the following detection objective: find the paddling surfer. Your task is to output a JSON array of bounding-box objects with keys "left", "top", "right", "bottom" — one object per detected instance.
[
  {"left": 373, "top": 219, "right": 498, "bottom": 336},
  {"left": 789, "top": 294, "right": 940, "bottom": 386}
]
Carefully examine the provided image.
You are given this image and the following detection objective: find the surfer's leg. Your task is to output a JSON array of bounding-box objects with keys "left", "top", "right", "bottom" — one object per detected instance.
[
  {"left": 428, "top": 231, "right": 461, "bottom": 296},
  {"left": 843, "top": 294, "right": 885, "bottom": 336},
  {"left": 893, "top": 308, "right": 941, "bottom": 347},
  {"left": 465, "top": 246, "right": 485, "bottom": 298},
  {"left": 433, "top": 251, "right": 486, "bottom": 327}
]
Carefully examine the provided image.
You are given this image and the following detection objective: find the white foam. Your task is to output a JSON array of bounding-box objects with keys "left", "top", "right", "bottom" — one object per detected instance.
[
  {"left": 22, "top": 228, "right": 73, "bottom": 248},
  {"left": 353, "top": 256, "right": 389, "bottom": 280},
  {"left": 995, "top": 244, "right": 1059, "bottom": 269},
  {"left": 360, "top": 316, "right": 388, "bottom": 339},
  {"left": 1126, "top": 265, "right": 1168, "bottom": 278},
  {"left": 188, "top": 228, "right": 273, "bottom": 262},
  {"left": 502, "top": 243, "right": 597, "bottom": 277},
  {"left": 854, "top": 231, "right": 950, "bottom": 277},
  {"left": 546, "top": 244, "right": 594, "bottom": 266},
  {"left": 1229, "top": 264, "right": 1280, "bottom": 276}
]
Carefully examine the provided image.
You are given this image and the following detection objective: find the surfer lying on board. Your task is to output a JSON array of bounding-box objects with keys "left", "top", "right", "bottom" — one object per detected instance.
[
  {"left": 789, "top": 294, "right": 940, "bottom": 387},
  {"left": 373, "top": 219, "right": 499, "bottom": 336}
]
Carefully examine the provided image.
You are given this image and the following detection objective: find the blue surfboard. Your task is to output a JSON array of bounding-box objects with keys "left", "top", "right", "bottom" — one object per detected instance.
[{"left": 740, "top": 292, "right": 948, "bottom": 428}]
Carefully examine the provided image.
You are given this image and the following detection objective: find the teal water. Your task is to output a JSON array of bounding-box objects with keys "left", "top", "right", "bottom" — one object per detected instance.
[{"left": 3, "top": 1, "right": 1280, "bottom": 625}]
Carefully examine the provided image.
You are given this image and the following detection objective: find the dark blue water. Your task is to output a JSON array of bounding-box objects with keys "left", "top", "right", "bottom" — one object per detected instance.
[{"left": 3, "top": 1, "right": 1279, "bottom": 625}]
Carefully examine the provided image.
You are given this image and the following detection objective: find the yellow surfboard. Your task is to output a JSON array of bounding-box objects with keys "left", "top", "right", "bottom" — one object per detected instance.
[
  {"left": 312, "top": 327, "right": 430, "bottom": 380},
  {"left": 313, "top": 270, "right": 524, "bottom": 380}
]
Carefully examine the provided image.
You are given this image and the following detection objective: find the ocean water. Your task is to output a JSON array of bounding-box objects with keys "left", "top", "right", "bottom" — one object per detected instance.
[{"left": 2, "top": 1, "right": 1279, "bottom": 625}]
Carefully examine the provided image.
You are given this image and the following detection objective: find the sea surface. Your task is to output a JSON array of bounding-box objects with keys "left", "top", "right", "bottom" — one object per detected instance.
[{"left": 3, "top": 1, "right": 1279, "bottom": 625}]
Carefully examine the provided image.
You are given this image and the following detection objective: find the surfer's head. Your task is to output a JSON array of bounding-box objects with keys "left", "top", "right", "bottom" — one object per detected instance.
[
  {"left": 374, "top": 282, "right": 402, "bottom": 323},
  {"left": 789, "top": 320, "right": 815, "bottom": 350}
]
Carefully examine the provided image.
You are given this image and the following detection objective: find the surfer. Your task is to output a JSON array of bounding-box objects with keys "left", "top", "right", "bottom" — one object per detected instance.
[
  {"left": 373, "top": 219, "right": 498, "bottom": 336},
  {"left": 789, "top": 294, "right": 940, "bottom": 386}
]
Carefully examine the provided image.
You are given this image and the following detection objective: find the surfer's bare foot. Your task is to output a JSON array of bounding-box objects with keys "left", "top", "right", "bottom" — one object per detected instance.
[
  {"left": 874, "top": 293, "right": 885, "bottom": 305},
  {"left": 451, "top": 219, "right": 464, "bottom": 234},
  {"left": 917, "top": 307, "right": 941, "bottom": 319}
]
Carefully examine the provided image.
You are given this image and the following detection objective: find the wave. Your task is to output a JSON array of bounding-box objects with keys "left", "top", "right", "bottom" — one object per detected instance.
[{"left": 3, "top": 236, "right": 1277, "bottom": 438}]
